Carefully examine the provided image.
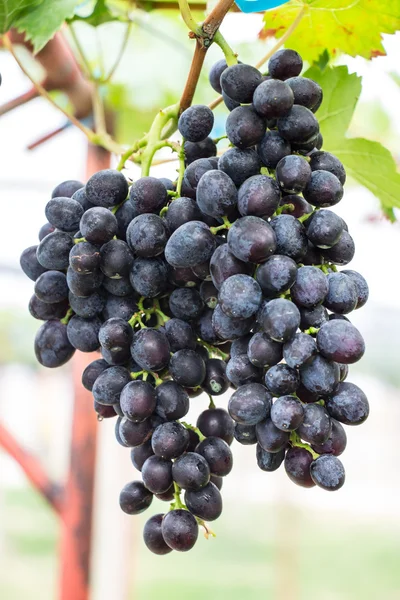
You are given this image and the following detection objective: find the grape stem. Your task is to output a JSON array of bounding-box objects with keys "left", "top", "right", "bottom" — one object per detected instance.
[
  {"left": 171, "top": 482, "right": 186, "bottom": 510},
  {"left": 180, "top": 422, "right": 206, "bottom": 442},
  {"left": 210, "top": 216, "right": 232, "bottom": 235},
  {"left": 60, "top": 308, "right": 74, "bottom": 325},
  {"left": 197, "top": 340, "right": 229, "bottom": 361},
  {"left": 213, "top": 30, "right": 238, "bottom": 66},
  {"left": 304, "top": 327, "right": 320, "bottom": 335},
  {"left": 289, "top": 432, "right": 319, "bottom": 460},
  {"left": 140, "top": 104, "right": 180, "bottom": 176},
  {"left": 208, "top": 395, "right": 216, "bottom": 409},
  {"left": 197, "top": 519, "right": 216, "bottom": 539},
  {"left": 276, "top": 203, "right": 295, "bottom": 215}
]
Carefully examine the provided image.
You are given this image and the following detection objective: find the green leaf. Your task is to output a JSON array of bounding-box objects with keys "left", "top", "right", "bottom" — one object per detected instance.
[
  {"left": 330, "top": 138, "right": 400, "bottom": 221},
  {"left": 69, "top": 0, "right": 117, "bottom": 26},
  {"left": 14, "top": 0, "right": 82, "bottom": 53},
  {"left": 262, "top": 0, "right": 400, "bottom": 62},
  {"left": 0, "top": 0, "right": 43, "bottom": 33},
  {"left": 304, "top": 65, "right": 361, "bottom": 142},
  {"left": 307, "top": 65, "right": 400, "bottom": 219}
]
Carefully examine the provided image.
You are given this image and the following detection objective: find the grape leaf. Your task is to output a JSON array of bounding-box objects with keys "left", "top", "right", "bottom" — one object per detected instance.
[
  {"left": 0, "top": 0, "right": 43, "bottom": 33},
  {"left": 14, "top": 0, "right": 82, "bottom": 53},
  {"left": 261, "top": 0, "right": 400, "bottom": 62},
  {"left": 306, "top": 65, "right": 400, "bottom": 220},
  {"left": 69, "top": 0, "right": 118, "bottom": 25}
]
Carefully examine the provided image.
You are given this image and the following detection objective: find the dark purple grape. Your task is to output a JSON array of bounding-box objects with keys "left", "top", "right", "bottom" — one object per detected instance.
[
  {"left": 219, "top": 274, "right": 262, "bottom": 319},
  {"left": 80, "top": 207, "right": 117, "bottom": 244},
  {"left": 300, "top": 354, "right": 339, "bottom": 396},
  {"left": 283, "top": 333, "right": 317, "bottom": 368},
  {"left": 222, "top": 90, "right": 240, "bottom": 111},
  {"left": 256, "top": 444, "right": 285, "bottom": 471},
  {"left": 202, "top": 360, "right": 229, "bottom": 397},
  {"left": 119, "top": 481, "right": 153, "bottom": 515},
  {"left": 69, "top": 291, "right": 105, "bottom": 318},
  {"left": 270, "top": 214, "right": 308, "bottom": 261},
  {"left": 196, "top": 169, "right": 237, "bottom": 218},
  {"left": 226, "top": 354, "right": 262, "bottom": 387},
  {"left": 29, "top": 295, "right": 69, "bottom": 321},
  {"left": 280, "top": 195, "right": 313, "bottom": 218},
  {"left": 99, "top": 239, "right": 134, "bottom": 278},
  {"left": 197, "top": 408, "right": 234, "bottom": 445},
  {"left": 102, "top": 293, "right": 137, "bottom": 322},
  {"left": 220, "top": 63, "right": 262, "bottom": 103},
  {"left": 265, "top": 364, "right": 300, "bottom": 396},
  {"left": 341, "top": 270, "right": 369, "bottom": 309},
  {"left": 119, "top": 416, "right": 154, "bottom": 447},
  {"left": 325, "top": 382, "right": 369, "bottom": 425},
  {"left": 257, "top": 130, "right": 291, "bottom": 169},
  {"left": 209, "top": 58, "right": 228, "bottom": 93},
  {"left": 165, "top": 221, "right": 216, "bottom": 268},
  {"left": 299, "top": 305, "right": 329, "bottom": 331},
  {"left": 184, "top": 137, "right": 217, "bottom": 165},
  {"left": 92, "top": 366, "right": 131, "bottom": 405},
  {"left": 234, "top": 423, "right": 257, "bottom": 445},
  {"left": 72, "top": 187, "right": 92, "bottom": 212},
  {"left": 324, "top": 272, "right": 358, "bottom": 314},
  {"left": 178, "top": 104, "right": 214, "bottom": 142},
  {"left": 82, "top": 359, "right": 109, "bottom": 391},
  {"left": 120, "top": 380, "right": 156, "bottom": 422},
  {"left": 184, "top": 482, "right": 222, "bottom": 521},
  {"left": 322, "top": 230, "right": 355, "bottom": 265},
  {"left": 196, "top": 436, "right": 233, "bottom": 477},
  {"left": 162, "top": 509, "right": 198, "bottom": 552},
  {"left": 277, "top": 105, "right": 319, "bottom": 144},
  {"left": 303, "top": 170, "right": 343, "bottom": 207},
  {"left": 270, "top": 395, "right": 304, "bottom": 431},
  {"left": 310, "top": 455, "right": 345, "bottom": 491},
  {"left": 309, "top": 151, "right": 346, "bottom": 185},
  {"left": 291, "top": 266, "right": 329, "bottom": 309},
  {"left": 284, "top": 446, "right": 315, "bottom": 487},
  {"left": 152, "top": 422, "right": 189, "bottom": 459},
  {"left": 182, "top": 157, "right": 217, "bottom": 199},
  {"left": 297, "top": 403, "right": 331, "bottom": 444},
  {"left": 52, "top": 179, "right": 83, "bottom": 199},
  {"left": 102, "top": 275, "right": 133, "bottom": 297},
  {"left": 142, "top": 455, "right": 173, "bottom": 494},
  {"left": 268, "top": 49, "right": 303, "bottom": 80},
  {"left": 20, "top": 246, "right": 47, "bottom": 281},
  {"left": 131, "top": 328, "right": 170, "bottom": 372},
  {"left": 218, "top": 147, "right": 262, "bottom": 187},
  {"left": 306, "top": 209, "right": 344, "bottom": 249},
  {"left": 253, "top": 79, "right": 294, "bottom": 118},
  {"left": 169, "top": 349, "right": 206, "bottom": 388},
  {"left": 256, "top": 254, "right": 297, "bottom": 297},
  {"left": 228, "top": 383, "right": 271, "bottom": 426},
  {"left": 286, "top": 76, "right": 322, "bottom": 111},
  {"left": 165, "top": 197, "right": 202, "bottom": 232},
  {"left": 210, "top": 244, "right": 253, "bottom": 290},
  {"left": 226, "top": 106, "right": 266, "bottom": 148},
  {"left": 69, "top": 241, "right": 100, "bottom": 274},
  {"left": 129, "top": 177, "right": 167, "bottom": 214},
  {"left": 259, "top": 298, "right": 300, "bottom": 343},
  {"left": 172, "top": 452, "right": 210, "bottom": 491},
  {"left": 130, "top": 440, "right": 154, "bottom": 471},
  {"left": 129, "top": 257, "right": 169, "bottom": 298},
  {"left": 227, "top": 216, "right": 277, "bottom": 264},
  {"left": 37, "top": 231, "right": 73, "bottom": 270},
  {"left": 143, "top": 514, "right": 172, "bottom": 555},
  {"left": 276, "top": 155, "right": 311, "bottom": 193},
  {"left": 212, "top": 304, "right": 254, "bottom": 341},
  {"left": 247, "top": 332, "right": 283, "bottom": 368},
  {"left": 230, "top": 334, "right": 252, "bottom": 357},
  {"left": 164, "top": 318, "right": 196, "bottom": 352},
  {"left": 94, "top": 402, "right": 117, "bottom": 419},
  {"left": 311, "top": 419, "right": 347, "bottom": 456},
  {"left": 85, "top": 169, "right": 128, "bottom": 208},
  {"left": 256, "top": 418, "right": 289, "bottom": 453},
  {"left": 155, "top": 381, "right": 189, "bottom": 421},
  {"left": 66, "top": 315, "right": 101, "bottom": 352},
  {"left": 237, "top": 175, "right": 281, "bottom": 219},
  {"left": 169, "top": 287, "right": 204, "bottom": 321},
  {"left": 126, "top": 214, "right": 168, "bottom": 258},
  {"left": 316, "top": 320, "right": 365, "bottom": 364},
  {"left": 34, "top": 320, "right": 75, "bottom": 368},
  {"left": 45, "top": 197, "right": 83, "bottom": 232},
  {"left": 302, "top": 241, "right": 325, "bottom": 266},
  {"left": 38, "top": 222, "right": 55, "bottom": 241}
]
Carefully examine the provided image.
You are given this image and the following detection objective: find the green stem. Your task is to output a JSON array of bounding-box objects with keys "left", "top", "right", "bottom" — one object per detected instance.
[
  {"left": 289, "top": 432, "right": 319, "bottom": 460},
  {"left": 60, "top": 307, "right": 74, "bottom": 325},
  {"left": 180, "top": 422, "right": 206, "bottom": 442},
  {"left": 117, "top": 136, "right": 148, "bottom": 171},
  {"left": 213, "top": 30, "right": 237, "bottom": 66},
  {"left": 171, "top": 482, "right": 186, "bottom": 510},
  {"left": 276, "top": 203, "right": 295, "bottom": 215},
  {"left": 304, "top": 327, "right": 320, "bottom": 336},
  {"left": 298, "top": 211, "right": 314, "bottom": 223},
  {"left": 73, "top": 237, "right": 86, "bottom": 244},
  {"left": 213, "top": 134, "right": 228, "bottom": 144},
  {"left": 175, "top": 143, "right": 186, "bottom": 197},
  {"left": 198, "top": 340, "right": 229, "bottom": 361},
  {"left": 68, "top": 23, "right": 93, "bottom": 80},
  {"left": 141, "top": 104, "right": 180, "bottom": 177},
  {"left": 210, "top": 216, "right": 232, "bottom": 235},
  {"left": 196, "top": 518, "right": 216, "bottom": 539},
  {"left": 178, "top": 0, "right": 202, "bottom": 34},
  {"left": 130, "top": 370, "right": 144, "bottom": 380},
  {"left": 208, "top": 395, "right": 216, "bottom": 409}
]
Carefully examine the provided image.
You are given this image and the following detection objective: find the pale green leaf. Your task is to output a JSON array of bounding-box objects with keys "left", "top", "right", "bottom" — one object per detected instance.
[
  {"left": 0, "top": 0, "right": 42, "bottom": 33},
  {"left": 14, "top": 0, "right": 82, "bottom": 53},
  {"left": 262, "top": 0, "right": 400, "bottom": 62}
]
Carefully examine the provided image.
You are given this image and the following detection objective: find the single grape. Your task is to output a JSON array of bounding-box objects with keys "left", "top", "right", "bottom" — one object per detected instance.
[
  {"left": 142, "top": 455, "right": 173, "bottom": 494},
  {"left": 210, "top": 244, "right": 253, "bottom": 290},
  {"left": 283, "top": 333, "right": 317, "bottom": 368},
  {"left": 317, "top": 320, "right": 365, "bottom": 364},
  {"left": 196, "top": 170, "right": 237, "bottom": 218},
  {"left": 80, "top": 207, "right": 118, "bottom": 244},
  {"left": 324, "top": 272, "right": 358, "bottom": 314},
  {"left": 34, "top": 320, "right": 75, "bottom": 368},
  {"left": 129, "top": 177, "right": 167, "bottom": 214},
  {"left": 72, "top": 187, "right": 93, "bottom": 212},
  {"left": 82, "top": 359, "right": 110, "bottom": 391},
  {"left": 36, "top": 231, "right": 73, "bottom": 270},
  {"left": 277, "top": 105, "right": 319, "bottom": 144},
  {"left": 119, "top": 481, "right": 153, "bottom": 515},
  {"left": 185, "top": 482, "right": 222, "bottom": 521},
  {"left": 45, "top": 197, "right": 84, "bottom": 232},
  {"left": 155, "top": 380, "right": 189, "bottom": 421},
  {"left": 162, "top": 509, "right": 198, "bottom": 552},
  {"left": 299, "top": 304, "right": 329, "bottom": 331},
  {"left": 276, "top": 155, "right": 311, "bottom": 194},
  {"left": 130, "top": 440, "right": 154, "bottom": 471},
  {"left": 184, "top": 137, "right": 217, "bottom": 165},
  {"left": 284, "top": 446, "right": 315, "bottom": 487},
  {"left": 310, "top": 455, "right": 345, "bottom": 491},
  {"left": 52, "top": 180, "right": 83, "bottom": 199},
  {"left": 302, "top": 241, "right": 325, "bottom": 266},
  {"left": 209, "top": 58, "right": 228, "bottom": 93},
  {"left": 228, "top": 383, "right": 271, "bottom": 426},
  {"left": 197, "top": 408, "right": 234, "bottom": 445},
  {"left": 143, "top": 514, "right": 172, "bottom": 555},
  {"left": 20, "top": 246, "right": 48, "bottom": 281},
  {"left": 202, "top": 360, "right": 230, "bottom": 397},
  {"left": 256, "top": 444, "right": 286, "bottom": 471},
  {"left": 257, "top": 130, "right": 291, "bottom": 169},
  {"left": 102, "top": 275, "right": 133, "bottom": 297},
  {"left": 220, "top": 63, "right": 262, "bottom": 103},
  {"left": 169, "top": 349, "right": 206, "bottom": 388},
  {"left": 226, "top": 354, "right": 262, "bottom": 387},
  {"left": 67, "top": 315, "right": 102, "bottom": 352},
  {"left": 270, "top": 214, "right": 308, "bottom": 261},
  {"left": 285, "top": 76, "right": 322, "bottom": 111},
  {"left": 311, "top": 419, "right": 347, "bottom": 456},
  {"left": 219, "top": 274, "right": 262, "bottom": 320},
  {"left": 182, "top": 157, "right": 217, "bottom": 198},
  {"left": 129, "top": 257, "right": 169, "bottom": 298},
  {"left": 92, "top": 366, "right": 131, "bottom": 406},
  {"left": 265, "top": 364, "right": 300, "bottom": 396},
  {"left": 300, "top": 354, "right": 339, "bottom": 396},
  {"left": 85, "top": 169, "right": 128, "bottom": 208},
  {"left": 234, "top": 423, "right": 257, "bottom": 445},
  {"left": 259, "top": 298, "right": 300, "bottom": 343},
  {"left": 165, "top": 197, "right": 202, "bottom": 232},
  {"left": 171, "top": 266, "right": 200, "bottom": 288},
  {"left": 227, "top": 216, "right": 277, "bottom": 264},
  {"left": 34, "top": 271, "right": 69, "bottom": 303},
  {"left": 69, "top": 241, "right": 100, "bottom": 274},
  {"left": 247, "top": 332, "right": 283, "bottom": 368},
  {"left": 226, "top": 106, "right": 266, "bottom": 148},
  {"left": 322, "top": 230, "right": 355, "bottom": 265},
  {"left": 119, "top": 380, "right": 156, "bottom": 422},
  {"left": 164, "top": 318, "right": 196, "bottom": 352},
  {"left": 152, "top": 422, "right": 189, "bottom": 459},
  {"left": 178, "top": 105, "right": 214, "bottom": 142},
  {"left": 303, "top": 170, "right": 343, "bottom": 207},
  {"left": 270, "top": 396, "right": 304, "bottom": 431},
  {"left": 306, "top": 209, "right": 344, "bottom": 249},
  {"left": 69, "top": 291, "right": 105, "bottom": 318},
  {"left": 99, "top": 239, "right": 134, "bottom": 277},
  {"left": 165, "top": 221, "right": 216, "bottom": 268},
  {"left": 172, "top": 452, "right": 210, "bottom": 490},
  {"left": 237, "top": 175, "right": 281, "bottom": 219},
  {"left": 268, "top": 49, "right": 303, "bottom": 80},
  {"left": 131, "top": 328, "right": 170, "bottom": 372},
  {"left": 341, "top": 270, "right": 369, "bottom": 309},
  {"left": 297, "top": 403, "right": 331, "bottom": 444},
  {"left": 119, "top": 416, "right": 154, "bottom": 447},
  {"left": 29, "top": 295, "right": 69, "bottom": 321},
  {"left": 38, "top": 222, "right": 55, "bottom": 241},
  {"left": 256, "top": 254, "right": 297, "bottom": 297},
  {"left": 102, "top": 293, "right": 137, "bottom": 322},
  {"left": 126, "top": 214, "right": 168, "bottom": 258},
  {"left": 325, "top": 382, "right": 369, "bottom": 425},
  {"left": 291, "top": 266, "right": 329, "bottom": 309},
  {"left": 309, "top": 151, "right": 346, "bottom": 185},
  {"left": 222, "top": 90, "right": 240, "bottom": 111},
  {"left": 256, "top": 418, "right": 289, "bottom": 453},
  {"left": 218, "top": 147, "right": 262, "bottom": 187},
  {"left": 253, "top": 79, "right": 294, "bottom": 119},
  {"left": 212, "top": 304, "right": 254, "bottom": 341},
  {"left": 94, "top": 402, "right": 117, "bottom": 420},
  {"left": 196, "top": 436, "right": 233, "bottom": 477}
]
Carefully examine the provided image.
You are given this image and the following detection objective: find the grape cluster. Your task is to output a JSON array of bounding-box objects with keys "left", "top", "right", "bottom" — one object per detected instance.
[{"left": 20, "top": 48, "right": 369, "bottom": 555}]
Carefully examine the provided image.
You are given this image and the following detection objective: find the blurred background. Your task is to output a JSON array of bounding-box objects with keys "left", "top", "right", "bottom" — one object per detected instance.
[{"left": 1, "top": 8, "right": 400, "bottom": 600}]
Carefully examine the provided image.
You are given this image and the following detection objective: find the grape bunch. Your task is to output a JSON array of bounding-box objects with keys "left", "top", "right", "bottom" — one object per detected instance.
[{"left": 20, "top": 48, "right": 369, "bottom": 555}]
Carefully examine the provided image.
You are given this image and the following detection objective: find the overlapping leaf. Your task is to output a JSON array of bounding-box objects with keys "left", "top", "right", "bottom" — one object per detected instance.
[
  {"left": 262, "top": 0, "right": 400, "bottom": 62},
  {"left": 0, "top": 0, "right": 42, "bottom": 33}
]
